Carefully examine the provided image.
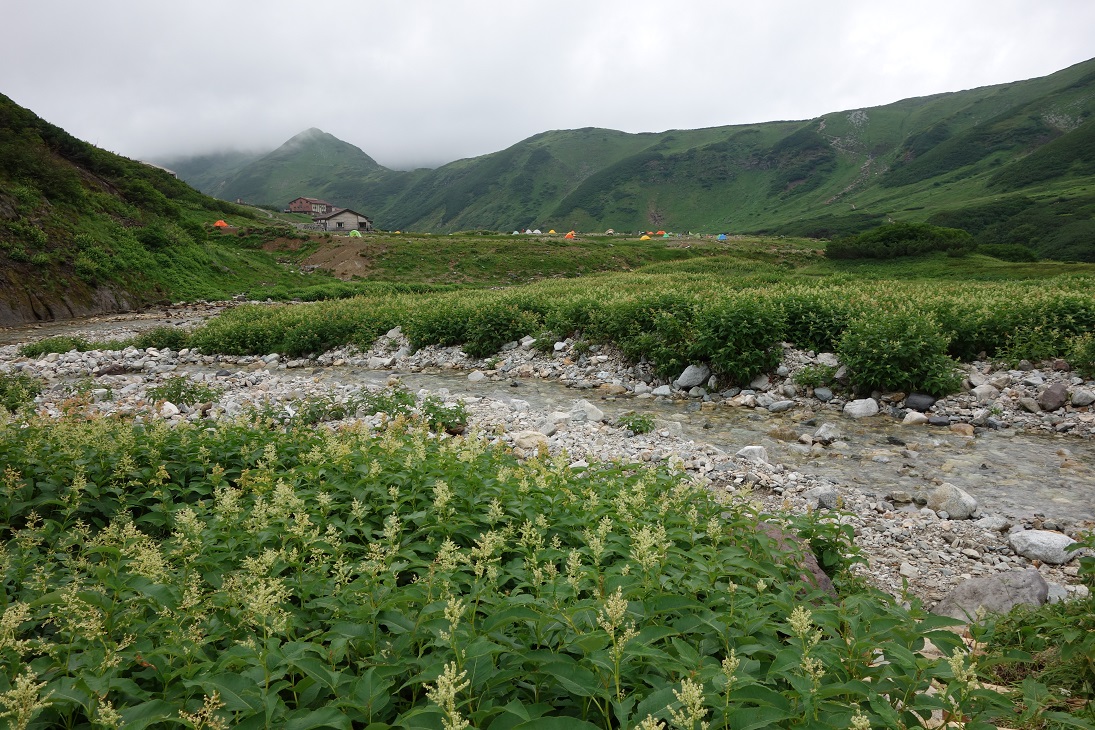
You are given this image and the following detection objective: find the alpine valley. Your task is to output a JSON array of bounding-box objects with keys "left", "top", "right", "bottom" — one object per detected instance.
[{"left": 162, "top": 57, "right": 1095, "bottom": 260}]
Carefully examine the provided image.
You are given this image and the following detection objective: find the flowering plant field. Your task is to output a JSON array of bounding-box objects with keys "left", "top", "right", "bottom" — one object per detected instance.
[{"left": 0, "top": 407, "right": 1030, "bottom": 729}]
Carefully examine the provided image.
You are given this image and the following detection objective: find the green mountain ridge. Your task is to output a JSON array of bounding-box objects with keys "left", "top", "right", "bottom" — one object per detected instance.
[
  {"left": 0, "top": 92, "right": 324, "bottom": 325},
  {"left": 166, "top": 57, "right": 1095, "bottom": 260}
]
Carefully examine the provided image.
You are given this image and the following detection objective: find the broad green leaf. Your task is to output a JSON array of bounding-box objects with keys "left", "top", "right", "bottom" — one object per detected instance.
[
  {"left": 539, "top": 662, "right": 599, "bottom": 697},
  {"left": 284, "top": 705, "right": 353, "bottom": 730},
  {"left": 118, "top": 699, "right": 177, "bottom": 730},
  {"left": 510, "top": 718, "right": 603, "bottom": 730},
  {"left": 724, "top": 705, "right": 796, "bottom": 730},
  {"left": 189, "top": 673, "right": 263, "bottom": 712}
]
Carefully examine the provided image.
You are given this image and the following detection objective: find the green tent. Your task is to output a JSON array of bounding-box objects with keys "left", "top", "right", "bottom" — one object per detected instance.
[{"left": 349, "top": 230, "right": 362, "bottom": 238}]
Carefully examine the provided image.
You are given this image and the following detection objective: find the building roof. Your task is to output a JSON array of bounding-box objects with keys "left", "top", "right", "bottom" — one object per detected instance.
[
  {"left": 313, "top": 208, "right": 371, "bottom": 221},
  {"left": 291, "top": 196, "right": 332, "bottom": 205}
]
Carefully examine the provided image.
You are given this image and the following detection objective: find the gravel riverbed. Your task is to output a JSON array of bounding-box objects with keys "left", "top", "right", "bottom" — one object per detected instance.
[{"left": 2, "top": 302, "right": 1092, "bottom": 611}]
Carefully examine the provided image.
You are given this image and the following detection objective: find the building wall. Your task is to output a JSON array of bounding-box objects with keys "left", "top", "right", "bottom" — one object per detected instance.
[{"left": 322, "top": 211, "right": 372, "bottom": 231}]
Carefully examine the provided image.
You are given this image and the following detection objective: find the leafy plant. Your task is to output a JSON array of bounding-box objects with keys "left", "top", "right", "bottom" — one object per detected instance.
[
  {"left": 18, "top": 335, "right": 91, "bottom": 357},
  {"left": 837, "top": 307, "right": 963, "bottom": 396},
  {"left": 793, "top": 364, "right": 838, "bottom": 389},
  {"left": 133, "top": 325, "right": 191, "bottom": 351},
  {"left": 0, "top": 372, "right": 41, "bottom": 412},
  {"left": 1069, "top": 332, "right": 1095, "bottom": 378},
  {"left": 146, "top": 376, "right": 223, "bottom": 405},
  {"left": 1, "top": 411, "right": 1028, "bottom": 729},
  {"left": 617, "top": 411, "right": 655, "bottom": 434}
]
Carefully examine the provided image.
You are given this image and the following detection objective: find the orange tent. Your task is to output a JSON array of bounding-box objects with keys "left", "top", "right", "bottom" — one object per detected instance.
[
  {"left": 213, "top": 220, "right": 229, "bottom": 228},
  {"left": 656, "top": 230, "right": 666, "bottom": 236},
  {"left": 564, "top": 231, "right": 575, "bottom": 240}
]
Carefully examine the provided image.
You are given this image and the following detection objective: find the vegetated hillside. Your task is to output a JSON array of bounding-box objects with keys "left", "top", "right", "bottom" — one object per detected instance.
[
  {"left": 171, "top": 57, "right": 1095, "bottom": 260},
  {"left": 0, "top": 93, "right": 322, "bottom": 325}
]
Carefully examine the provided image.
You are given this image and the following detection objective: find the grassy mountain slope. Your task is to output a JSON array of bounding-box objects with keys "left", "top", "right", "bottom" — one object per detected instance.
[
  {"left": 194, "top": 128, "right": 393, "bottom": 209},
  {"left": 0, "top": 93, "right": 325, "bottom": 324},
  {"left": 171, "top": 57, "right": 1095, "bottom": 260}
]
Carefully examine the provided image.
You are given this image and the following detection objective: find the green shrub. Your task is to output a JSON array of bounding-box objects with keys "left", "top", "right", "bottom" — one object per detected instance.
[
  {"left": 996, "top": 325, "right": 1070, "bottom": 367},
  {"left": 19, "top": 336, "right": 91, "bottom": 357},
  {"left": 782, "top": 291, "right": 855, "bottom": 352},
  {"left": 690, "top": 296, "right": 786, "bottom": 385},
  {"left": 837, "top": 307, "right": 962, "bottom": 396},
  {"left": 133, "top": 326, "right": 190, "bottom": 351},
  {"left": 1070, "top": 332, "right": 1095, "bottom": 378},
  {"left": 0, "top": 372, "right": 41, "bottom": 412},
  {"left": 403, "top": 300, "right": 475, "bottom": 350},
  {"left": 146, "top": 376, "right": 222, "bottom": 406},
  {"left": 826, "top": 223, "right": 976, "bottom": 260},
  {"left": 793, "top": 364, "right": 837, "bottom": 389},
  {"left": 617, "top": 412, "right": 655, "bottom": 434},
  {"left": 462, "top": 302, "right": 541, "bottom": 359},
  {"left": 590, "top": 293, "right": 697, "bottom": 377}
]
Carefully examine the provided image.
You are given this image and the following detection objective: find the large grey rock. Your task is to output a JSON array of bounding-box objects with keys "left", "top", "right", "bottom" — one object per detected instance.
[
  {"left": 974, "top": 515, "right": 1011, "bottom": 532},
  {"left": 926, "top": 483, "right": 978, "bottom": 520},
  {"left": 768, "top": 399, "right": 795, "bottom": 413},
  {"left": 1009, "top": 530, "right": 1078, "bottom": 564},
  {"left": 1037, "top": 383, "right": 1069, "bottom": 412},
  {"left": 843, "top": 398, "right": 879, "bottom": 418},
  {"left": 571, "top": 399, "right": 605, "bottom": 423},
  {"left": 902, "top": 411, "right": 930, "bottom": 425},
  {"left": 803, "top": 485, "right": 838, "bottom": 510},
  {"left": 674, "top": 364, "right": 711, "bottom": 389},
  {"left": 1018, "top": 397, "right": 1041, "bottom": 413},
  {"left": 931, "top": 569, "right": 1049, "bottom": 622},
  {"left": 971, "top": 383, "right": 1000, "bottom": 404},
  {"left": 368, "top": 356, "right": 394, "bottom": 369},
  {"left": 1071, "top": 389, "right": 1095, "bottom": 407},
  {"left": 904, "top": 393, "right": 937, "bottom": 412},
  {"left": 512, "top": 431, "right": 550, "bottom": 452},
  {"left": 813, "top": 422, "right": 842, "bottom": 444},
  {"left": 651, "top": 385, "right": 673, "bottom": 397},
  {"left": 735, "top": 445, "right": 768, "bottom": 464},
  {"left": 749, "top": 373, "right": 771, "bottom": 391},
  {"left": 812, "top": 387, "right": 833, "bottom": 402}
]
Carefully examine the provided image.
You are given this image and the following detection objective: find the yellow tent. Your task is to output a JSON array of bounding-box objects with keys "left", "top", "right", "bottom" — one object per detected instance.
[
  {"left": 640, "top": 235, "right": 651, "bottom": 240},
  {"left": 548, "top": 229, "right": 556, "bottom": 234}
]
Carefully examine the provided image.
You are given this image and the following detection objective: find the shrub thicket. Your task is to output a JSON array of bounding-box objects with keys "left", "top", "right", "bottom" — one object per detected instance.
[
  {"left": 183, "top": 273, "right": 1095, "bottom": 397},
  {"left": 826, "top": 223, "right": 975, "bottom": 260},
  {"left": 837, "top": 307, "right": 962, "bottom": 396}
]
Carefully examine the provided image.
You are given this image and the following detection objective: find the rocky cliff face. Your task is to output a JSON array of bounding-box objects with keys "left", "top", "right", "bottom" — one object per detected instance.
[{"left": 0, "top": 268, "right": 143, "bottom": 326}]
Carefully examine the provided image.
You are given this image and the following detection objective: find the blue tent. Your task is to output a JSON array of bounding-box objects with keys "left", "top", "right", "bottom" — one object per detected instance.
[{"left": 717, "top": 233, "right": 727, "bottom": 241}]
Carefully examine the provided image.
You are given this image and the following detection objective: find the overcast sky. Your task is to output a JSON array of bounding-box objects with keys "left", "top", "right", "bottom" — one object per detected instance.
[{"left": 5, "top": 1, "right": 1095, "bottom": 170}]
